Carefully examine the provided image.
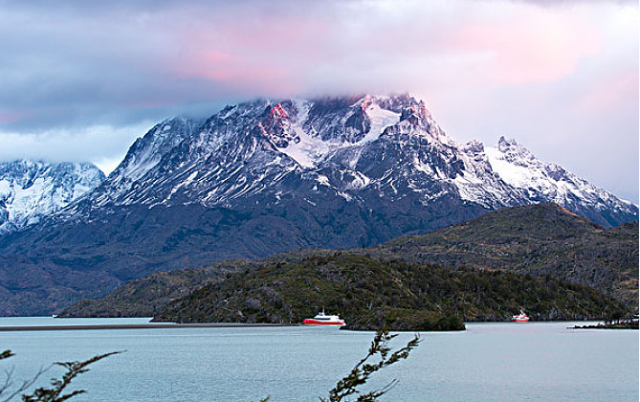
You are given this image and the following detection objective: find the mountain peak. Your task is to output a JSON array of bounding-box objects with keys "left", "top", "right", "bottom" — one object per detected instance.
[
  {"left": 494, "top": 136, "right": 536, "bottom": 165},
  {"left": 270, "top": 102, "right": 289, "bottom": 119},
  {"left": 497, "top": 136, "right": 519, "bottom": 150},
  {"left": 68, "top": 93, "right": 637, "bottom": 229},
  {"left": 0, "top": 159, "right": 105, "bottom": 233},
  {"left": 399, "top": 99, "right": 430, "bottom": 125}
]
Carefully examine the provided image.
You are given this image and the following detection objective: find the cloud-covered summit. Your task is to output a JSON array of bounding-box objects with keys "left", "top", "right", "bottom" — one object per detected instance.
[{"left": 0, "top": 0, "right": 637, "bottom": 202}]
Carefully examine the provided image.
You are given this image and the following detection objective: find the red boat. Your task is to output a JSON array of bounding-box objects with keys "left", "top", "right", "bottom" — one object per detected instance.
[
  {"left": 511, "top": 311, "right": 530, "bottom": 322},
  {"left": 303, "top": 311, "right": 345, "bottom": 326}
]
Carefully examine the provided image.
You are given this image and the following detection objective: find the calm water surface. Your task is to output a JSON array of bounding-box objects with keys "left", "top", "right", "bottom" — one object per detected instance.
[{"left": 0, "top": 318, "right": 637, "bottom": 402}]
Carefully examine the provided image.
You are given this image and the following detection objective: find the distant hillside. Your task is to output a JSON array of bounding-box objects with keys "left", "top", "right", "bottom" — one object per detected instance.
[
  {"left": 59, "top": 203, "right": 638, "bottom": 323},
  {"left": 153, "top": 254, "right": 627, "bottom": 331},
  {"left": 57, "top": 260, "right": 258, "bottom": 318},
  {"left": 368, "top": 203, "right": 639, "bottom": 310}
]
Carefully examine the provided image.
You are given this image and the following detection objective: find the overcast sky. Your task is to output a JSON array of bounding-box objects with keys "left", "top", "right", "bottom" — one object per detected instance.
[{"left": 0, "top": 0, "right": 637, "bottom": 203}]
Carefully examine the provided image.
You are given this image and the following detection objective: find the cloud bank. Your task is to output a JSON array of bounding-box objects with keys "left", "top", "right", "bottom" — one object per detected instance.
[{"left": 0, "top": 0, "right": 637, "bottom": 202}]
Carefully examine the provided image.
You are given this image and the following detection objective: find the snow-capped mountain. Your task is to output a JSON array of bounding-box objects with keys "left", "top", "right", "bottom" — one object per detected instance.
[
  {"left": 90, "top": 116, "right": 202, "bottom": 207},
  {"left": 70, "top": 93, "right": 636, "bottom": 227},
  {"left": 482, "top": 137, "right": 635, "bottom": 221},
  {"left": 0, "top": 160, "right": 105, "bottom": 234},
  {"left": 0, "top": 93, "right": 637, "bottom": 316}
]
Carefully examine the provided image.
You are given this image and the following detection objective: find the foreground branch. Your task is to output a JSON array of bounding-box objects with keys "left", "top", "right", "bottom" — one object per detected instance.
[
  {"left": 21, "top": 351, "right": 122, "bottom": 402},
  {"left": 322, "top": 327, "right": 420, "bottom": 402},
  {"left": 1, "top": 349, "right": 121, "bottom": 402}
]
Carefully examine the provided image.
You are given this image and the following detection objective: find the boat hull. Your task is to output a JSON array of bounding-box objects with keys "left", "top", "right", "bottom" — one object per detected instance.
[{"left": 302, "top": 319, "right": 345, "bottom": 326}]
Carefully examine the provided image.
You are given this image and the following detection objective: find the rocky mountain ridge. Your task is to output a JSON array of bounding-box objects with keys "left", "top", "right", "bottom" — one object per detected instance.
[{"left": 62, "top": 94, "right": 637, "bottom": 227}]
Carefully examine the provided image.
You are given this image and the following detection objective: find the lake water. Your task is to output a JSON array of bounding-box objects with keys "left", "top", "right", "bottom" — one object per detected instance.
[{"left": 0, "top": 317, "right": 637, "bottom": 402}]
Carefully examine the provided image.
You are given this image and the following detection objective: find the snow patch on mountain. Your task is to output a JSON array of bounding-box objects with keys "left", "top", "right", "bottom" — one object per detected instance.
[
  {"left": 275, "top": 97, "right": 401, "bottom": 170},
  {"left": 281, "top": 100, "right": 330, "bottom": 168},
  {"left": 485, "top": 137, "right": 543, "bottom": 188},
  {"left": 360, "top": 99, "right": 401, "bottom": 144},
  {"left": 167, "top": 170, "right": 199, "bottom": 201}
]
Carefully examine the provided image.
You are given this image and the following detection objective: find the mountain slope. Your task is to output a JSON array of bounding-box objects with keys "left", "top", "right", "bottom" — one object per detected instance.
[
  {"left": 89, "top": 117, "right": 201, "bottom": 208},
  {"left": 482, "top": 137, "right": 634, "bottom": 226},
  {"left": 0, "top": 94, "right": 637, "bottom": 316},
  {"left": 60, "top": 203, "right": 637, "bottom": 319},
  {"left": 57, "top": 259, "right": 256, "bottom": 318},
  {"left": 0, "top": 160, "right": 104, "bottom": 234},
  {"left": 371, "top": 203, "right": 639, "bottom": 310}
]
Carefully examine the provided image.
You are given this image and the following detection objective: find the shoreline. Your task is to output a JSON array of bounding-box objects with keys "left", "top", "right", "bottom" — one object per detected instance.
[
  {"left": 573, "top": 322, "right": 639, "bottom": 330},
  {"left": 0, "top": 323, "right": 297, "bottom": 332}
]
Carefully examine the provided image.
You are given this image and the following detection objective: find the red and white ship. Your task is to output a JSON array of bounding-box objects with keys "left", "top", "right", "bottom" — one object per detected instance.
[
  {"left": 303, "top": 311, "right": 345, "bottom": 326},
  {"left": 510, "top": 311, "right": 530, "bottom": 322}
]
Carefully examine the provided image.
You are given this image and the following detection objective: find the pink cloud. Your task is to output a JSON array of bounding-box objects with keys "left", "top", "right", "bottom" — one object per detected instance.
[
  {"left": 172, "top": 52, "right": 296, "bottom": 95},
  {"left": 152, "top": 1, "right": 610, "bottom": 103},
  {"left": 449, "top": 13, "right": 602, "bottom": 86},
  {"left": 0, "top": 111, "right": 31, "bottom": 124},
  {"left": 162, "top": 12, "right": 335, "bottom": 96},
  {"left": 577, "top": 70, "right": 639, "bottom": 111}
]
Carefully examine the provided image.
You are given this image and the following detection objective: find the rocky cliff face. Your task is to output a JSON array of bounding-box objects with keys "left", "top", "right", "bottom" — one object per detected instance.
[{"left": 0, "top": 94, "right": 637, "bottom": 316}]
